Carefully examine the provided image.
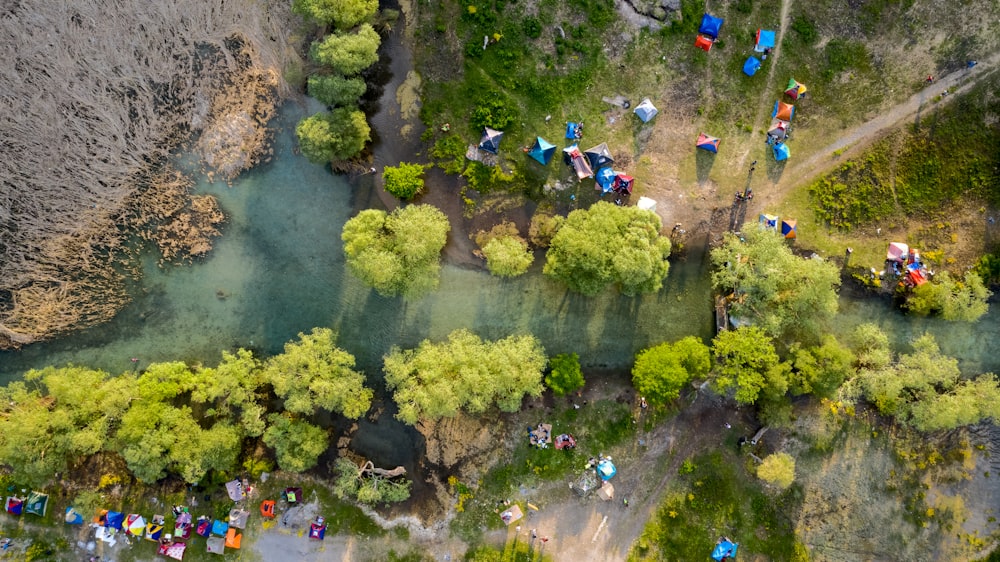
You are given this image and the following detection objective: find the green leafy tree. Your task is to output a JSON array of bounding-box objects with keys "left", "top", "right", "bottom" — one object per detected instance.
[
  {"left": 310, "top": 25, "right": 381, "bottom": 75},
  {"left": 307, "top": 75, "right": 367, "bottom": 107},
  {"left": 711, "top": 226, "right": 840, "bottom": 340},
  {"left": 851, "top": 323, "right": 892, "bottom": 371},
  {"left": 262, "top": 413, "right": 329, "bottom": 472},
  {"left": 528, "top": 206, "right": 564, "bottom": 248},
  {"left": 711, "top": 326, "right": 783, "bottom": 405},
  {"left": 383, "top": 162, "right": 426, "bottom": 200},
  {"left": 632, "top": 336, "right": 711, "bottom": 404},
  {"left": 470, "top": 91, "right": 517, "bottom": 130},
  {"left": 192, "top": 349, "right": 268, "bottom": 437},
  {"left": 383, "top": 329, "right": 547, "bottom": 424},
  {"left": 789, "top": 336, "right": 854, "bottom": 399},
  {"left": 905, "top": 271, "right": 991, "bottom": 322},
  {"left": 545, "top": 352, "right": 585, "bottom": 396},
  {"left": 342, "top": 205, "right": 450, "bottom": 298},
  {"left": 543, "top": 201, "right": 671, "bottom": 296},
  {"left": 757, "top": 452, "right": 796, "bottom": 489},
  {"left": 482, "top": 236, "right": 533, "bottom": 277},
  {"left": 296, "top": 108, "right": 371, "bottom": 163},
  {"left": 293, "top": 0, "right": 379, "bottom": 29},
  {"left": 265, "top": 328, "right": 373, "bottom": 418}
]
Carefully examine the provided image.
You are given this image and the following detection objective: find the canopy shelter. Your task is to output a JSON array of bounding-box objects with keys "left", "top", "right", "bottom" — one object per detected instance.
[
  {"left": 499, "top": 505, "right": 523, "bottom": 526},
  {"left": 105, "top": 510, "right": 125, "bottom": 530},
  {"left": 309, "top": 517, "right": 328, "bottom": 540},
  {"left": 159, "top": 541, "right": 187, "bottom": 561},
  {"left": 25, "top": 491, "right": 47, "bottom": 516},
  {"left": 211, "top": 519, "right": 229, "bottom": 537},
  {"left": 760, "top": 214, "right": 779, "bottom": 230},
  {"left": 175, "top": 512, "right": 193, "bottom": 540},
  {"left": 785, "top": 78, "right": 807, "bottom": 100},
  {"left": 633, "top": 98, "right": 658, "bottom": 122},
  {"left": 772, "top": 142, "right": 790, "bottom": 161},
  {"left": 225, "top": 528, "right": 242, "bottom": 549},
  {"left": 260, "top": 500, "right": 276, "bottom": 519},
  {"left": 767, "top": 122, "right": 787, "bottom": 143},
  {"left": 478, "top": 127, "right": 504, "bottom": 154},
  {"left": 225, "top": 479, "right": 244, "bottom": 502},
  {"left": 554, "top": 434, "right": 577, "bottom": 450},
  {"left": 699, "top": 13, "right": 724, "bottom": 39},
  {"left": 565, "top": 122, "right": 583, "bottom": 140},
  {"left": 65, "top": 507, "right": 85, "bottom": 525},
  {"left": 755, "top": 29, "right": 775, "bottom": 52},
  {"left": 696, "top": 133, "right": 721, "bottom": 153},
  {"left": 527, "top": 137, "right": 556, "bottom": 165},
  {"left": 206, "top": 535, "right": 225, "bottom": 555},
  {"left": 563, "top": 145, "right": 594, "bottom": 180},
  {"left": 584, "top": 142, "right": 614, "bottom": 170},
  {"left": 146, "top": 517, "right": 165, "bottom": 542},
  {"left": 781, "top": 218, "right": 797, "bottom": 239},
  {"left": 125, "top": 514, "right": 145, "bottom": 537},
  {"left": 228, "top": 509, "right": 249, "bottom": 530},
  {"left": 196, "top": 516, "right": 211, "bottom": 537},
  {"left": 596, "top": 167, "right": 617, "bottom": 193},
  {"left": 284, "top": 487, "right": 303, "bottom": 505},
  {"left": 614, "top": 174, "right": 634, "bottom": 195},
  {"left": 529, "top": 423, "right": 553, "bottom": 448},
  {"left": 712, "top": 539, "right": 739, "bottom": 561},
  {"left": 887, "top": 242, "right": 909, "bottom": 262},
  {"left": 4, "top": 497, "right": 23, "bottom": 515},
  {"left": 694, "top": 35, "right": 714, "bottom": 51},
  {"left": 597, "top": 458, "right": 617, "bottom": 481},
  {"left": 772, "top": 101, "right": 795, "bottom": 122},
  {"left": 742, "top": 56, "right": 761, "bottom": 76}
]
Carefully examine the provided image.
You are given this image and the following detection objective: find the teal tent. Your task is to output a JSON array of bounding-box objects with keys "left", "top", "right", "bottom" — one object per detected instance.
[
  {"left": 772, "top": 142, "right": 790, "bottom": 161},
  {"left": 527, "top": 137, "right": 556, "bottom": 165},
  {"left": 25, "top": 491, "right": 48, "bottom": 516},
  {"left": 711, "top": 539, "right": 739, "bottom": 561}
]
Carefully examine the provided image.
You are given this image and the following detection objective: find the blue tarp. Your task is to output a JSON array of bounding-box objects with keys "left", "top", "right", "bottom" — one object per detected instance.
[
  {"left": 772, "top": 143, "right": 790, "bottom": 161},
  {"left": 105, "top": 511, "right": 124, "bottom": 530},
  {"left": 64, "top": 507, "right": 84, "bottom": 525},
  {"left": 699, "top": 13, "right": 724, "bottom": 39},
  {"left": 596, "top": 168, "right": 617, "bottom": 193},
  {"left": 527, "top": 137, "right": 556, "bottom": 165},
  {"left": 711, "top": 540, "right": 739, "bottom": 561},
  {"left": 566, "top": 122, "right": 581, "bottom": 139},
  {"left": 742, "top": 56, "right": 761, "bottom": 77},
  {"left": 478, "top": 128, "right": 503, "bottom": 154},
  {"left": 597, "top": 459, "right": 617, "bottom": 481},
  {"left": 211, "top": 519, "right": 229, "bottom": 537},
  {"left": 755, "top": 29, "right": 775, "bottom": 52}
]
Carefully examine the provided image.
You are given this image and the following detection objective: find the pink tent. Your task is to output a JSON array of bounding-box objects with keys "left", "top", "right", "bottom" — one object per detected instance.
[{"left": 886, "top": 242, "right": 908, "bottom": 262}]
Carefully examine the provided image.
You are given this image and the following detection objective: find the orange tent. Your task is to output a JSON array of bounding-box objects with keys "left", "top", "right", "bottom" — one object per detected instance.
[
  {"left": 225, "top": 528, "right": 242, "bottom": 549},
  {"left": 260, "top": 500, "right": 275, "bottom": 518},
  {"left": 694, "top": 35, "right": 713, "bottom": 52}
]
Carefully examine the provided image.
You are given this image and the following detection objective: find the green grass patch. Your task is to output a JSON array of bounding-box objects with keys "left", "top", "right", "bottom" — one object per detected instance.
[{"left": 628, "top": 450, "right": 804, "bottom": 561}]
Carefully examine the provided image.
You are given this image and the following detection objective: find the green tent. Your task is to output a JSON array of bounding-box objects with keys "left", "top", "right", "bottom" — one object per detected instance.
[{"left": 25, "top": 491, "right": 48, "bottom": 516}]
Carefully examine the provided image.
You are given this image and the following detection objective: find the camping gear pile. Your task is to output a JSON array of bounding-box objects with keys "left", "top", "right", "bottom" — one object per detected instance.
[
  {"left": 529, "top": 423, "right": 553, "bottom": 448},
  {"left": 886, "top": 242, "right": 930, "bottom": 287}
]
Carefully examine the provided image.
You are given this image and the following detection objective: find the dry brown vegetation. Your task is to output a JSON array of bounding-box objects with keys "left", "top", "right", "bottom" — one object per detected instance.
[{"left": 0, "top": 1, "right": 296, "bottom": 348}]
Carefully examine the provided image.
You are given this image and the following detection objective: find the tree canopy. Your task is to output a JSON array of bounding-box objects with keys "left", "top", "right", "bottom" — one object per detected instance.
[
  {"left": 632, "top": 336, "right": 711, "bottom": 404},
  {"left": 788, "top": 336, "right": 854, "bottom": 399},
  {"left": 293, "top": 0, "right": 379, "bottom": 30},
  {"left": 262, "top": 413, "right": 329, "bottom": 473},
  {"left": 310, "top": 24, "right": 381, "bottom": 75},
  {"left": 383, "top": 329, "right": 547, "bottom": 424},
  {"left": 482, "top": 236, "right": 534, "bottom": 278},
  {"left": 383, "top": 162, "right": 426, "bottom": 200},
  {"left": 711, "top": 226, "right": 840, "bottom": 341},
  {"left": 296, "top": 108, "right": 371, "bottom": 163},
  {"left": 904, "top": 271, "right": 991, "bottom": 322},
  {"left": 342, "top": 205, "right": 451, "bottom": 298},
  {"left": 545, "top": 352, "right": 585, "bottom": 396},
  {"left": 264, "top": 328, "right": 373, "bottom": 418},
  {"left": 307, "top": 75, "right": 367, "bottom": 108},
  {"left": 757, "top": 452, "right": 796, "bottom": 489},
  {"left": 711, "top": 326, "right": 784, "bottom": 405},
  {"left": 543, "top": 202, "right": 671, "bottom": 296}
]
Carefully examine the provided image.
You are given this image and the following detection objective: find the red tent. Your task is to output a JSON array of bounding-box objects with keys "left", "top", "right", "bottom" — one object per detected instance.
[{"left": 694, "top": 35, "right": 713, "bottom": 52}]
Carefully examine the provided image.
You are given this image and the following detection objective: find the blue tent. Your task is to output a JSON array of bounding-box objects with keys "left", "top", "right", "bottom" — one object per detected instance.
[
  {"left": 584, "top": 142, "right": 614, "bottom": 170},
  {"left": 760, "top": 214, "right": 779, "bottom": 230},
  {"left": 596, "top": 168, "right": 617, "bottom": 193},
  {"left": 105, "top": 511, "right": 125, "bottom": 530},
  {"left": 772, "top": 142, "right": 790, "bottom": 161},
  {"left": 527, "top": 137, "right": 556, "bottom": 165},
  {"left": 478, "top": 128, "right": 503, "bottom": 154},
  {"left": 699, "top": 13, "right": 724, "bottom": 39},
  {"left": 754, "top": 29, "right": 775, "bottom": 52},
  {"left": 565, "top": 122, "right": 582, "bottom": 139},
  {"left": 633, "top": 98, "right": 659, "bottom": 123},
  {"left": 211, "top": 519, "right": 229, "bottom": 536},
  {"left": 597, "top": 459, "right": 617, "bottom": 481},
  {"left": 711, "top": 539, "right": 739, "bottom": 561},
  {"left": 696, "top": 133, "right": 721, "bottom": 153},
  {"left": 742, "top": 56, "right": 761, "bottom": 77}
]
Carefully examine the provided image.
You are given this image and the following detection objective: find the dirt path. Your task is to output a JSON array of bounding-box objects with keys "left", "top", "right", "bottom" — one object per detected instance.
[{"left": 755, "top": 52, "right": 1000, "bottom": 211}]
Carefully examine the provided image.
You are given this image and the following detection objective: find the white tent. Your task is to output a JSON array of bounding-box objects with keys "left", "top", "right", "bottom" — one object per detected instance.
[
  {"left": 637, "top": 197, "right": 657, "bottom": 213},
  {"left": 633, "top": 98, "right": 659, "bottom": 123}
]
